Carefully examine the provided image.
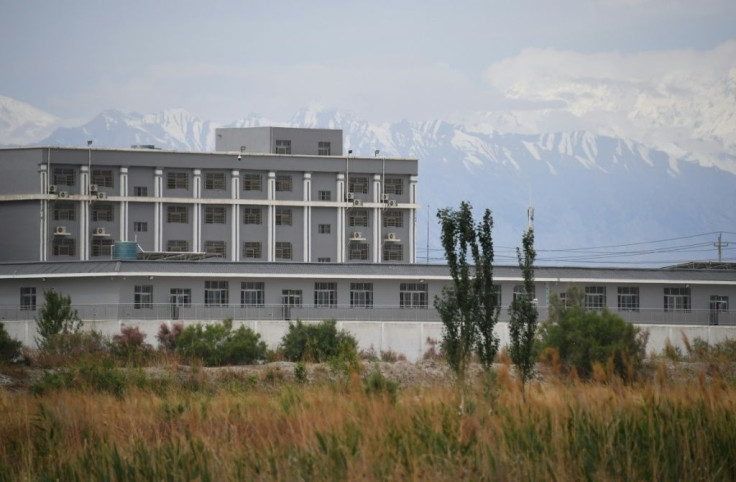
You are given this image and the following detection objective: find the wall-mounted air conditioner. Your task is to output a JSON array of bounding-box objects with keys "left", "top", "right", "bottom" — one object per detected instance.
[
  {"left": 387, "top": 200, "right": 398, "bottom": 207},
  {"left": 386, "top": 232, "right": 398, "bottom": 241},
  {"left": 352, "top": 199, "right": 363, "bottom": 207},
  {"left": 97, "top": 192, "right": 107, "bottom": 200},
  {"left": 58, "top": 191, "right": 69, "bottom": 198},
  {"left": 93, "top": 227, "right": 107, "bottom": 236},
  {"left": 48, "top": 185, "right": 57, "bottom": 194},
  {"left": 346, "top": 192, "right": 355, "bottom": 201},
  {"left": 381, "top": 193, "right": 390, "bottom": 202},
  {"left": 54, "top": 226, "right": 68, "bottom": 235},
  {"left": 351, "top": 231, "right": 364, "bottom": 241},
  {"left": 89, "top": 184, "right": 99, "bottom": 193}
]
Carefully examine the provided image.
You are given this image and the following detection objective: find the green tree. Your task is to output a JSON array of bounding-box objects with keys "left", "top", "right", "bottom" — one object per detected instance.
[
  {"left": 0, "top": 322, "right": 22, "bottom": 363},
  {"left": 508, "top": 227, "right": 538, "bottom": 396},
  {"left": 280, "top": 319, "right": 358, "bottom": 363},
  {"left": 175, "top": 318, "right": 267, "bottom": 366},
  {"left": 435, "top": 202, "right": 500, "bottom": 382},
  {"left": 35, "top": 290, "right": 82, "bottom": 349},
  {"left": 538, "top": 287, "right": 647, "bottom": 381}
]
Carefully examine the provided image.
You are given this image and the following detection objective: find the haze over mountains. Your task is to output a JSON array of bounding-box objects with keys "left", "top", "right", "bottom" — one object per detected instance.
[{"left": 1, "top": 94, "right": 734, "bottom": 266}]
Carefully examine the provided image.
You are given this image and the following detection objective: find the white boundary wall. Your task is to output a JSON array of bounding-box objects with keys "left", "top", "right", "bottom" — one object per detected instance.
[{"left": 4, "top": 319, "right": 736, "bottom": 362}]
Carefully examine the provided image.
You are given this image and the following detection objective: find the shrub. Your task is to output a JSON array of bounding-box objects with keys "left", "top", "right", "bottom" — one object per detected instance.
[
  {"left": 280, "top": 319, "right": 358, "bottom": 363},
  {"left": 112, "top": 326, "right": 153, "bottom": 364},
  {"left": 294, "top": 362, "right": 308, "bottom": 383},
  {"left": 363, "top": 367, "right": 399, "bottom": 403},
  {"left": 0, "top": 322, "right": 22, "bottom": 363},
  {"left": 35, "top": 330, "right": 108, "bottom": 366},
  {"left": 175, "top": 319, "right": 266, "bottom": 366},
  {"left": 156, "top": 322, "right": 184, "bottom": 352},
  {"left": 35, "top": 290, "right": 82, "bottom": 349},
  {"left": 538, "top": 287, "right": 646, "bottom": 381}
]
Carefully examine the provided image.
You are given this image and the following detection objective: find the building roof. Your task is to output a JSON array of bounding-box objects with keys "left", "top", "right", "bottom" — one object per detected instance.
[{"left": 0, "top": 261, "right": 734, "bottom": 285}]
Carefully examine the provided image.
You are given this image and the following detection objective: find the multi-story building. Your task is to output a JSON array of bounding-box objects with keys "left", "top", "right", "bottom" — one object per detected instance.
[{"left": 0, "top": 127, "right": 419, "bottom": 264}]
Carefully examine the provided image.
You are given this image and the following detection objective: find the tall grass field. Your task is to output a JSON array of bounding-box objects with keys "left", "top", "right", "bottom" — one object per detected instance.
[{"left": 1, "top": 362, "right": 735, "bottom": 481}]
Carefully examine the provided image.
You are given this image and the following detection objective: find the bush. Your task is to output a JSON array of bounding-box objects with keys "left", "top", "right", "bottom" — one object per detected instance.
[
  {"left": 538, "top": 287, "right": 646, "bottom": 381},
  {"left": 35, "top": 330, "right": 108, "bottom": 366},
  {"left": 280, "top": 319, "right": 358, "bottom": 363},
  {"left": 112, "top": 326, "right": 153, "bottom": 364},
  {"left": 175, "top": 319, "right": 266, "bottom": 366},
  {"left": 35, "top": 290, "right": 82, "bottom": 349},
  {"left": 156, "top": 322, "right": 184, "bottom": 352},
  {"left": 0, "top": 322, "right": 22, "bottom": 363}
]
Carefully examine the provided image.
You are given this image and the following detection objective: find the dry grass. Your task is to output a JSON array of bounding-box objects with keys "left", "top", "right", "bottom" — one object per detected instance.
[{"left": 2, "top": 361, "right": 736, "bottom": 481}]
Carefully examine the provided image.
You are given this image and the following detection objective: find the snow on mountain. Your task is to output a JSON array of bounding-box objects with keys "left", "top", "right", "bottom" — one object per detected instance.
[{"left": 0, "top": 95, "right": 60, "bottom": 145}]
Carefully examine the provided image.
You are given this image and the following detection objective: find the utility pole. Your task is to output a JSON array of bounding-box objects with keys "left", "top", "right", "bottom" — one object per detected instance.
[
  {"left": 714, "top": 232, "right": 729, "bottom": 263},
  {"left": 426, "top": 203, "right": 430, "bottom": 264}
]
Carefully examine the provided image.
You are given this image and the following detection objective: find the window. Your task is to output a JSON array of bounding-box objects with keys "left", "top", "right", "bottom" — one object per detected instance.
[
  {"left": 400, "top": 283, "right": 428, "bottom": 309},
  {"left": 134, "top": 222, "right": 148, "bottom": 233},
  {"left": 349, "top": 242, "right": 368, "bottom": 261},
  {"left": 241, "top": 282, "right": 265, "bottom": 307},
  {"left": 282, "top": 290, "right": 302, "bottom": 307},
  {"left": 167, "top": 240, "right": 189, "bottom": 252},
  {"left": 243, "top": 207, "right": 262, "bottom": 225},
  {"left": 314, "top": 282, "right": 337, "bottom": 307},
  {"left": 710, "top": 295, "right": 730, "bottom": 325},
  {"left": 275, "top": 139, "right": 291, "bottom": 154},
  {"left": 20, "top": 287, "right": 36, "bottom": 311},
  {"left": 275, "top": 242, "right": 292, "bottom": 260},
  {"left": 134, "top": 186, "right": 148, "bottom": 196},
  {"left": 318, "top": 257, "right": 331, "bottom": 263},
  {"left": 204, "top": 241, "right": 226, "bottom": 257},
  {"left": 243, "top": 174, "right": 262, "bottom": 191},
  {"left": 205, "top": 172, "right": 226, "bottom": 190},
  {"left": 92, "top": 169, "right": 114, "bottom": 188},
  {"left": 349, "top": 209, "right": 368, "bottom": 227},
  {"left": 513, "top": 285, "right": 536, "bottom": 304},
  {"left": 134, "top": 285, "right": 153, "bottom": 309},
  {"left": 167, "top": 172, "right": 188, "bottom": 190},
  {"left": 91, "top": 204, "right": 114, "bottom": 222},
  {"left": 350, "top": 283, "right": 373, "bottom": 308},
  {"left": 384, "top": 178, "right": 403, "bottom": 196},
  {"left": 318, "top": 190, "right": 331, "bottom": 201},
  {"left": 275, "top": 208, "right": 292, "bottom": 226},
  {"left": 53, "top": 168, "right": 75, "bottom": 186},
  {"left": 276, "top": 175, "right": 292, "bottom": 192},
  {"left": 318, "top": 141, "right": 331, "bottom": 155},
  {"left": 243, "top": 242, "right": 262, "bottom": 259},
  {"left": 585, "top": 286, "right": 606, "bottom": 310},
  {"left": 204, "top": 206, "right": 226, "bottom": 224},
  {"left": 167, "top": 206, "right": 188, "bottom": 223},
  {"left": 349, "top": 176, "right": 368, "bottom": 194},
  {"left": 383, "top": 210, "right": 403, "bottom": 228},
  {"left": 664, "top": 287, "right": 691, "bottom": 312},
  {"left": 170, "top": 288, "right": 191, "bottom": 307},
  {"left": 491, "top": 285, "right": 502, "bottom": 307},
  {"left": 91, "top": 238, "right": 114, "bottom": 257},
  {"left": 53, "top": 202, "right": 75, "bottom": 221},
  {"left": 318, "top": 224, "right": 331, "bottom": 234},
  {"left": 52, "top": 237, "right": 75, "bottom": 256},
  {"left": 618, "top": 287, "right": 640, "bottom": 311},
  {"left": 205, "top": 281, "right": 229, "bottom": 306},
  {"left": 383, "top": 243, "right": 403, "bottom": 261}
]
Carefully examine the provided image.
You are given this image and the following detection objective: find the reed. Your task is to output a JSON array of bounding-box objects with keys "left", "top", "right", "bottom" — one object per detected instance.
[{"left": 1, "top": 366, "right": 735, "bottom": 481}]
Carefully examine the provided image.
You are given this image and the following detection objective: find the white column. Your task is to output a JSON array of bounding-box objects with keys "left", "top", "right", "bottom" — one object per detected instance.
[
  {"left": 373, "top": 174, "right": 381, "bottom": 263},
  {"left": 267, "top": 171, "right": 276, "bottom": 262},
  {"left": 409, "top": 175, "right": 418, "bottom": 264},
  {"left": 154, "top": 169, "right": 163, "bottom": 252},
  {"left": 80, "top": 165, "right": 89, "bottom": 260},
  {"left": 303, "top": 172, "right": 311, "bottom": 262},
  {"left": 192, "top": 169, "right": 201, "bottom": 252},
  {"left": 38, "top": 164, "right": 48, "bottom": 261},
  {"left": 336, "top": 173, "right": 345, "bottom": 263},
  {"left": 231, "top": 170, "right": 240, "bottom": 261},
  {"left": 119, "top": 167, "right": 128, "bottom": 241}
]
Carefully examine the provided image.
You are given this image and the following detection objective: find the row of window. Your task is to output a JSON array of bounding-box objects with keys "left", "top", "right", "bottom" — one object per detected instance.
[
  {"left": 52, "top": 168, "right": 405, "bottom": 195},
  {"left": 559, "top": 286, "right": 730, "bottom": 313},
  {"left": 274, "top": 140, "right": 332, "bottom": 156},
  {"left": 56, "top": 204, "right": 405, "bottom": 228}
]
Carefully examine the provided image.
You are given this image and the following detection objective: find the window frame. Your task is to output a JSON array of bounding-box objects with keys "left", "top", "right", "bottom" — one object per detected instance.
[
  {"left": 275, "top": 242, "right": 292, "bottom": 260},
  {"left": 166, "top": 171, "right": 189, "bottom": 190},
  {"left": 204, "top": 240, "right": 226, "bottom": 257},
  {"left": 53, "top": 202, "right": 75, "bottom": 221},
  {"left": 664, "top": 287, "right": 691, "bottom": 312},
  {"left": 241, "top": 282, "right": 265, "bottom": 307},
  {"left": 166, "top": 240, "right": 189, "bottom": 252},
  {"left": 349, "top": 176, "right": 369, "bottom": 194},
  {"left": 617, "top": 286, "right": 640, "bottom": 312},
  {"left": 167, "top": 206, "right": 189, "bottom": 224},
  {"left": 91, "top": 238, "right": 114, "bottom": 257},
  {"left": 134, "top": 285, "right": 153, "bottom": 309},
  {"left": 382, "top": 243, "right": 403, "bottom": 262},
  {"left": 318, "top": 190, "right": 331, "bottom": 201},
  {"left": 275, "top": 175, "right": 292, "bottom": 192},
  {"left": 349, "top": 242, "right": 369, "bottom": 261},
  {"left": 383, "top": 210, "right": 403, "bottom": 228},
  {"left": 53, "top": 168, "right": 75, "bottom": 186},
  {"left": 349, "top": 209, "right": 368, "bottom": 227},
  {"left": 275, "top": 140, "right": 291, "bottom": 154},
  {"left": 20, "top": 287, "right": 36, "bottom": 311},
  {"left": 318, "top": 141, "right": 331, "bottom": 155},
  {"left": 585, "top": 286, "right": 607, "bottom": 310},
  {"left": 52, "top": 237, "right": 75, "bottom": 256},
  {"left": 204, "top": 206, "right": 226, "bottom": 224},
  {"left": 275, "top": 207, "right": 292, "bottom": 226},
  {"left": 400, "top": 283, "right": 428, "bottom": 309},
  {"left": 243, "top": 242, "right": 262, "bottom": 259},
  {"left": 243, "top": 174, "right": 262, "bottom": 191},
  {"left": 242, "top": 207, "right": 262, "bottom": 225},
  {"left": 204, "top": 280, "right": 229, "bottom": 307},
  {"left": 92, "top": 169, "right": 114, "bottom": 188},
  {"left": 314, "top": 282, "right": 337, "bottom": 308},
  {"left": 204, "top": 172, "right": 227, "bottom": 191},
  {"left": 133, "top": 221, "right": 148, "bottom": 233},
  {"left": 91, "top": 203, "right": 114, "bottom": 222},
  {"left": 384, "top": 178, "right": 403, "bottom": 195},
  {"left": 350, "top": 282, "right": 373, "bottom": 309},
  {"left": 318, "top": 224, "right": 331, "bottom": 234}
]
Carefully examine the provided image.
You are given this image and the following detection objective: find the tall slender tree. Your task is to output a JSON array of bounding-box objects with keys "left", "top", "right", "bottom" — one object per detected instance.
[
  {"left": 435, "top": 202, "right": 500, "bottom": 383},
  {"left": 508, "top": 226, "right": 538, "bottom": 397}
]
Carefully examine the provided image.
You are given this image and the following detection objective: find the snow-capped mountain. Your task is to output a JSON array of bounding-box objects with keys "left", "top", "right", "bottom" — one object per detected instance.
[
  {"left": 2, "top": 100, "right": 734, "bottom": 265},
  {"left": 0, "top": 95, "right": 60, "bottom": 146}
]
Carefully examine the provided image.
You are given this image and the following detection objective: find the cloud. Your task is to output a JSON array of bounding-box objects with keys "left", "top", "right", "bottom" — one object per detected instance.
[{"left": 482, "top": 41, "right": 736, "bottom": 170}]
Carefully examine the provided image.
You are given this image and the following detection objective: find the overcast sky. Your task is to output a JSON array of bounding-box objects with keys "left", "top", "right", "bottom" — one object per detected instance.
[{"left": 1, "top": 0, "right": 735, "bottom": 126}]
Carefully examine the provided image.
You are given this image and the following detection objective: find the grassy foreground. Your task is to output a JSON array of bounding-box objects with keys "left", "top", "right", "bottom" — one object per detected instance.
[{"left": 1, "top": 364, "right": 736, "bottom": 481}]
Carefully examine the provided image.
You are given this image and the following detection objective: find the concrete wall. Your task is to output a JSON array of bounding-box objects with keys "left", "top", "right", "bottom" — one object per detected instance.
[{"left": 215, "top": 127, "right": 343, "bottom": 156}]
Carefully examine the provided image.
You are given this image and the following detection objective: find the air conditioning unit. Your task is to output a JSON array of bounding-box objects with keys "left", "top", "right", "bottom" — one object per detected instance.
[
  {"left": 346, "top": 192, "right": 355, "bottom": 201},
  {"left": 387, "top": 200, "right": 398, "bottom": 207},
  {"left": 48, "top": 185, "right": 57, "bottom": 194},
  {"left": 54, "top": 226, "right": 68, "bottom": 235},
  {"left": 93, "top": 227, "right": 107, "bottom": 236},
  {"left": 96, "top": 192, "right": 107, "bottom": 200},
  {"left": 58, "top": 191, "right": 69, "bottom": 198},
  {"left": 89, "top": 184, "right": 99, "bottom": 193},
  {"left": 352, "top": 199, "right": 363, "bottom": 207},
  {"left": 381, "top": 193, "right": 390, "bottom": 202},
  {"left": 351, "top": 231, "right": 364, "bottom": 241},
  {"left": 386, "top": 232, "right": 398, "bottom": 241}
]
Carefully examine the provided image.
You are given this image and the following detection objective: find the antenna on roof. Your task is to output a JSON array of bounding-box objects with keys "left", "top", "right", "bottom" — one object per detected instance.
[{"left": 527, "top": 206, "right": 535, "bottom": 231}]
